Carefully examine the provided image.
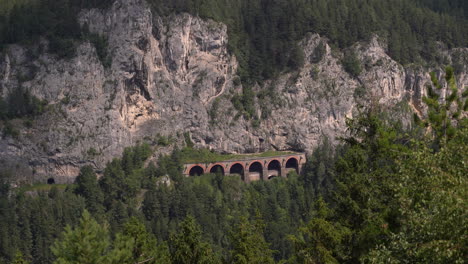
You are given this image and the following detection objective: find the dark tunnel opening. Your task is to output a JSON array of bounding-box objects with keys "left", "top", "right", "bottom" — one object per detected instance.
[
  {"left": 267, "top": 160, "right": 281, "bottom": 179},
  {"left": 209, "top": 165, "right": 225, "bottom": 175},
  {"left": 189, "top": 166, "right": 205, "bottom": 176},
  {"left": 285, "top": 158, "right": 299, "bottom": 174}
]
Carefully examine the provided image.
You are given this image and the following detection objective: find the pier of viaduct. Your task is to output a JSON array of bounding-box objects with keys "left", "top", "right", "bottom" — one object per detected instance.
[{"left": 183, "top": 153, "right": 306, "bottom": 183}]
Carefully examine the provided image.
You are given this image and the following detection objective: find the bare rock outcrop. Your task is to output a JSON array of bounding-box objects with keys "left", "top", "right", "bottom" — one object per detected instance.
[{"left": 0, "top": 0, "right": 466, "bottom": 183}]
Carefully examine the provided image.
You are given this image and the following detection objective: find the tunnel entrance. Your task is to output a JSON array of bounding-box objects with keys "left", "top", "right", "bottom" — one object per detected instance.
[
  {"left": 189, "top": 166, "right": 205, "bottom": 176},
  {"left": 285, "top": 158, "right": 299, "bottom": 174},
  {"left": 267, "top": 160, "right": 281, "bottom": 179},
  {"left": 209, "top": 165, "right": 225, "bottom": 175},
  {"left": 248, "top": 162, "right": 263, "bottom": 181},
  {"left": 47, "top": 177, "right": 55, "bottom": 184}
]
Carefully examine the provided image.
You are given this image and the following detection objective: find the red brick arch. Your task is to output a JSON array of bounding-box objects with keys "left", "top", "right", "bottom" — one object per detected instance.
[
  {"left": 207, "top": 163, "right": 226, "bottom": 174},
  {"left": 228, "top": 162, "right": 245, "bottom": 170},
  {"left": 228, "top": 162, "right": 245, "bottom": 174},
  {"left": 187, "top": 164, "right": 207, "bottom": 176},
  {"left": 285, "top": 157, "right": 299, "bottom": 173},
  {"left": 246, "top": 160, "right": 264, "bottom": 171},
  {"left": 266, "top": 158, "right": 282, "bottom": 168}
]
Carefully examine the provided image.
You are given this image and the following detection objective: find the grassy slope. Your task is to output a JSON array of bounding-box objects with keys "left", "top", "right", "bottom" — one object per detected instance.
[{"left": 180, "top": 148, "right": 297, "bottom": 164}]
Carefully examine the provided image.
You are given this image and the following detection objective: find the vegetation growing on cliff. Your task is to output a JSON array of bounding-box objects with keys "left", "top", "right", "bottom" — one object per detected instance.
[
  {"left": 179, "top": 147, "right": 295, "bottom": 164},
  {"left": 0, "top": 87, "right": 47, "bottom": 120},
  {"left": 0, "top": 68, "right": 466, "bottom": 264},
  {"left": 1, "top": 0, "right": 467, "bottom": 81},
  {"left": 148, "top": 0, "right": 468, "bottom": 83}
]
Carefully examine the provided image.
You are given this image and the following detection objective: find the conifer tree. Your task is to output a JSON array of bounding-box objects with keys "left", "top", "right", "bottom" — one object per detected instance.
[
  {"left": 74, "top": 166, "right": 104, "bottom": 216},
  {"left": 414, "top": 66, "right": 468, "bottom": 149},
  {"left": 51, "top": 210, "right": 110, "bottom": 264},
  {"left": 109, "top": 217, "right": 170, "bottom": 264},
  {"left": 169, "top": 215, "right": 219, "bottom": 264},
  {"left": 289, "top": 197, "right": 350, "bottom": 264},
  {"left": 12, "top": 251, "right": 29, "bottom": 264},
  {"left": 229, "top": 215, "right": 276, "bottom": 264}
]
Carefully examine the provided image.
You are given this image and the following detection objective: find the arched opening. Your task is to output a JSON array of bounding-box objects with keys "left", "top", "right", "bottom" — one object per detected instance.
[
  {"left": 229, "top": 163, "right": 244, "bottom": 178},
  {"left": 209, "top": 165, "right": 225, "bottom": 175},
  {"left": 47, "top": 177, "right": 55, "bottom": 184},
  {"left": 229, "top": 163, "right": 244, "bottom": 175},
  {"left": 248, "top": 161, "right": 263, "bottom": 181},
  {"left": 267, "top": 160, "right": 281, "bottom": 178},
  {"left": 285, "top": 158, "right": 299, "bottom": 174},
  {"left": 189, "top": 166, "right": 204, "bottom": 176}
]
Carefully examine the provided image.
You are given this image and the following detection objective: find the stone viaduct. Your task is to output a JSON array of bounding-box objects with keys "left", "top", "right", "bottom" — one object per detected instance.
[{"left": 183, "top": 153, "right": 306, "bottom": 183}]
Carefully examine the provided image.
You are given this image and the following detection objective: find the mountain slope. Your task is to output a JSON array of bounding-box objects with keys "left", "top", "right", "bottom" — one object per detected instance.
[{"left": 0, "top": 0, "right": 467, "bottom": 183}]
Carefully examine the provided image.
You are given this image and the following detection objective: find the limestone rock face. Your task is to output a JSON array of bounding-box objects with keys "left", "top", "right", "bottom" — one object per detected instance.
[{"left": 0, "top": 0, "right": 466, "bottom": 183}]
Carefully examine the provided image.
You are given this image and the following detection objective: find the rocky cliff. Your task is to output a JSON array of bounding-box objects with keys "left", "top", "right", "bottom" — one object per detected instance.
[{"left": 0, "top": 0, "right": 467, "bottom": 183}]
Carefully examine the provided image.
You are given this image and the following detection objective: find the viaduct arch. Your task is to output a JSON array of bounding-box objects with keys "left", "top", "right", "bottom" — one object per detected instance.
[{"left": 183, "top": 153, "right": 306, "bottom": 183}]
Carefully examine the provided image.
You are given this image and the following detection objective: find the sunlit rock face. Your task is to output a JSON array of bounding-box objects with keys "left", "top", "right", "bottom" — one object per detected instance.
[{"left": 0, "top": 0, "right": 466, "bottom": 183}]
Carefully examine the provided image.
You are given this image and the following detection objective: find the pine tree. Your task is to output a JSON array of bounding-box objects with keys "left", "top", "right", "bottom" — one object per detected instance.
[
  {"left": 74, "top": 166, "right": 104, "bottom": 215},
  {"left": 289, "top": 198, "right": 350, "bottom": 264},
  {"left": 51, "top": 210, "right": 110, "bottom": 264},
  {"left": 109, "top": 217, "right": 170, "bottom": 264},
  {"left": 169, "top": 215, "right": 219, "bottom": 264},
  {"left": 229, "top": 215, "right": 276, "bottom": 264},
  {"left": 414, "top": 66, "right": 468, "bottom": 149},
  {"left": 12, "top": 251, "right": 29, "bottom": 264}
]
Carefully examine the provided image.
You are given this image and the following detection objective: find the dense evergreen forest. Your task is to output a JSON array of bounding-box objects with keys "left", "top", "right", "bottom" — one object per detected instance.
[
  {"left": 0, "top": 0, "right": 467, "bottom": 84},
  {"left": 0, "top": 0, "right": 467, "bottom": 263},
  {"left": 0, "top": 68, "right": 466, "bottom": 263}
]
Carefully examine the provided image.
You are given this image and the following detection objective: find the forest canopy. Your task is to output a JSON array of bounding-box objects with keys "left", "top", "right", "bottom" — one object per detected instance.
[
  {"left": 0, "top": 68, "right": 467, "bottom": 264},
  {"left": 0, "top": 0, "right": 467, "bottom": 83}
]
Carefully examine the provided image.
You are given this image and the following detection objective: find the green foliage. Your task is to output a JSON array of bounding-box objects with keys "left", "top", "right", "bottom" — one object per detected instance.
[
  {"left": 353, "top": 86, "right": 367, "bottom": 99},
  {"left": 229, "top": 215, "right": 275, "bottom": 264},
  {"left": 3, "top": 87, "right": 47, "bottom": 120},
  {"left": 0, "top": 0, "right": 467, "bottom": 86},
  {"left": 12, "top": 251, "right": 29, "bottom": 264},
  {"left": 51, "top": 210, "right": 110, "bottom": 264},
  {"left": 0, "top": 189, "right": 86, "bottom": 263},
  {"left": 208, "top": 98, "right": 220, "bottom": 125},
  {"left": 179, "top": 147, "right": 294, "bottom": 164},
  {"left": 2, "top": 120, "right": 20, "bottom": 138},
  {"left": 1, "top": 85, "right": 467, "bottom": 264},
  {"left": 52, "top": 211, "right": 170, "bottom": 264},
  {"left": 184, "top": 132, "right": 194, "bottom": 148},
  {"left": 0, "top": 0, "right": 114, "bottom": 58},
  {"left": 87, "top": 33, "right": 111, "bottom": 68},
  {"left": 342, "top": 51, "right": 362, "bottom": 77},
  {"left": 363, "top": 121, "right": 468, "bottom": 263},
  {"left": 288, "top": 44, "right": 305, "bottom": 69},
  {"left": 0, "top": 96, "right": 8, "bottom": 120},
  {"left": 151, "top": 133, "right": 174, "bottom": 147},
  {"left": 415, "top": 66, "right": 467, "bottom": 149},
  {"left": 48, "top": 36, "right": 77, "bottom": 59},
  {"left": 99, "top": 143, "right": 152, "bottom": 208},
  {"left": 300, "top": 137, "right": 336, "bottom": 196},
  {"left": 169, "top": 215, "right": 219, "bottom": 264},
  {"left": 231, "top": 86, "right": 257, "bottom": 120},
  {"left": 289, "top": 198, "right": 350, "bottom": 264},
  {"left": 110, "top": 217, "right": 171, "bottom": 264},
  {"left": 74, "top": 166, "right": 104, "bottom": 216},
  {"left": 311, "top": 41, "right": 327, "bottom": 63},
  {"left": 86, "top": 147, "right": 98, "bottom": 157},
  {"left": 148, "top": 0, "right": 467, "bottom": 84}
]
